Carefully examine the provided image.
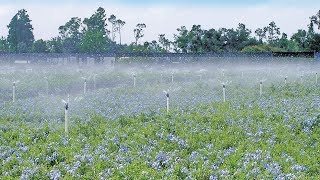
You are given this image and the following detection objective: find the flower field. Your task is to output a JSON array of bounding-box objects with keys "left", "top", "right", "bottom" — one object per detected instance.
[{"left": 0, "top": 61, "right": 319, "bottom": 179}]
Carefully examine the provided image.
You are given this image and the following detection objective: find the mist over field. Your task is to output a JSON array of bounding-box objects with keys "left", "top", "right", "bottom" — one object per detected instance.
[
  {"left": 0, "top": 56, "right": 319, "bottom": 178},
  {"left": 1, "top": 0, "right": 320, "bottom": 179}
]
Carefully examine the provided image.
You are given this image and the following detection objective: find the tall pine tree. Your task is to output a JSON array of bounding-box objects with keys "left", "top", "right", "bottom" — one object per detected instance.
[{"left": 7, "top": 9, "right": 34, "bottom": 53}]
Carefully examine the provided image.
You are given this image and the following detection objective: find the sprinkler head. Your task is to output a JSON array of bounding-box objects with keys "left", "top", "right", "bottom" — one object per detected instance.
[
  {"left": 222, "top": 84, "right": 226, "bottom": 88},
  {"left": 166, "top": 93, "right": 169, "bottom": 98},
  {"left": 260, "top": 81, "right": 262, "bottom": 84},
  {"left": 65, "top": 103, "right": 69, "bottom": 110}
]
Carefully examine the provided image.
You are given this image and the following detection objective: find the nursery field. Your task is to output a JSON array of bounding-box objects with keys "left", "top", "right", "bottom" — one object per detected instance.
[{"left": 0, "top": 59, "right": 320, "bottom": 179}]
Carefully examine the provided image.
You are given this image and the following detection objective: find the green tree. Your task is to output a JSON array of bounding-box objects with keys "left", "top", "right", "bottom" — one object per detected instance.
[
  {"left": 134, "top": 23, "right": 146, "bottom": 45},
  {"left": 309, "top": 34, "right": 320, "bottom": 51},
  {"left": 188, "top": 25, "right": 203, "bottom": 53},
  {"left": 58, "top": 17, "right": 82, "bottom": 53},
  {"left": 291, "top": 29, "right": 308, "bottom": 50},
  {"left": 235, "top": 23, "right": 255, "bottom": 51},
  {"left": 310, "top": 10, "right": 320, "bottom": 31},
  {"left": 202, "top": 29, "right": 224, "bottom": 53},
  {"left": 277, "top": 33, "right": 292, "bottom": 50},
  {"left": 83, "top": 7, "right": 108, "bottom": 36},
  {"left": 108, "top": 15, "right": 117, "bottom": 42},
  {"left": 116, "top": 19, "right": 126, "bottom": 45},
  {"left": 7, "top": 9, "right": 34, "bottom": 53},
  {"left": 158, "top": 34, "right": 171, "bottom": 52},
  {"left": 32, "top": 39, "right": 48, "bottom": 53},
  {"left": 0, "top": 37, "right": 9, "bottom": 52},
  {"left": 174, "top": 26, "right": 189, "bottom": 53},
  {"left": 265, "top": 21, "right": 281, "bottom": 45},
  {"left": 47, "top": 37, "right": 63, "bottom": 53},
  {"left": 255, "top": 28, "right": 266, "bottom": 43},
  {"left": 79, "top": 30, "right": 109, "bottom": 53}
]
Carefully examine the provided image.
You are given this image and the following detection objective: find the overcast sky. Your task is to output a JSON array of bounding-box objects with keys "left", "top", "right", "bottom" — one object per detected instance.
[{"left": 0, "top": 0, "right": 319, "bottom": 44}]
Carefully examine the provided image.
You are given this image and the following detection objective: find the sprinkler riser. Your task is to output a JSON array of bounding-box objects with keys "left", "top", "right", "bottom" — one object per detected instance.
[
  {"left": 65, "top": 109, "right": 68, "bottom": 134},
  {"left": 12, "top": 83, "right": 16, "bottom": 103},
  {"left": 222, "top": 86, "right": 226, "bottom": 102}
]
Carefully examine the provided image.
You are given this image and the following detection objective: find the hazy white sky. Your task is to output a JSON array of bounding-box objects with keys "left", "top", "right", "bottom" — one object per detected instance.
[{"left": 0, "top": 0, "right": 319, "bottom": 44}]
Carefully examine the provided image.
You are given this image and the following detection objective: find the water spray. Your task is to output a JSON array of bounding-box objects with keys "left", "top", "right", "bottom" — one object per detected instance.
[
  {"left": 44, "top": 77, "right": 49, "bottom": 96},
  {"left": 12, "top": 82, "right": 16, "bottom": 103},
  {"left": 93, "top": 74, "right": 97, "bottom": 91}
]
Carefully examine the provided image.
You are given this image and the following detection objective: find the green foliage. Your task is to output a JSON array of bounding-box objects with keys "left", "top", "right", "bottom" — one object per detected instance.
[
  {"left": 58, "top": 17, "right": 82, "bottom": 53},
  {"left": 291, "top": 29, "right": 308, "bottom": 51},
  {"left": 2, "top": 8, "right": 320, "bottom": 54},
  {"left": 134, "top": 23, "right": 146, "bottom": 45},
  {"left": 79, "top": 30, "right": 109, "bottom": 53},
  {"left": 32, "top": 39, "right": 48, "bottom": 53},
  {"left": 241, "top": 44, "right": 285, "bottom": 53},
  {"left": 83, "top": 7, "right": 108, "bottom": 36},
  {"left": 0, "top": 37, "right": 9, "bottom": 52},
  {"left": 47, "top": 37, "right": 63, "bottom": 53},
  {"left": 308, "top": 33, "right": 320, "bottom": 51},
  {"left": 174, "top": 24, "right": 258, "bottom": 53},
  {"left": 7, "top": 9, "right": 34, "bottom": 53}
]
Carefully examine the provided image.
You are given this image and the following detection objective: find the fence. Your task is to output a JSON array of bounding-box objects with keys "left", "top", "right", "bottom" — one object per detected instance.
[
  {"left": 0, "top": 52, "right": 273, "bottom": 64},
  {"left": 272, "top": 52, "right": 315, "bottom": 58},
  {"left": 0, "top": 52, "right": 318, "bottom": 64},
  {"left": 315, "top": 52, "right": 320, "bottom": 60}
]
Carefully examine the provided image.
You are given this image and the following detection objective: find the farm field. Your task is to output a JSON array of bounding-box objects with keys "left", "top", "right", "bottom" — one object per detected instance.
[{"left": 0, "top": 59, "right": 320, "bottom": 179}]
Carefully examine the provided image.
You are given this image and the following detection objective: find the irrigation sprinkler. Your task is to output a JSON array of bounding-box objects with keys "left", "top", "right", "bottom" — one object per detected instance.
[
  {"left": 260, "top": 81, "right": 263, "bottom": 97},
  {"left": 12, "top": 80, "right": 20, "bottom": 103},
  {"left": 44, "top": 77, "right": 49, "bottom": 96},
  {"left": 93, "top": 74, "right": 97, "bottom": 91},
  {"left": 62, "top": 99, "right": 69, "bottom": 135},
  {"left": 171, "top": 73, "right": 174, "bottom": 84},
  {"left": 12, "top": 82, "right": 16, "bottom": 103},
  {"left": 133, "top": 74, "right": 136, "bottom": 87},
  {"left": 164, "top": 91, "right": 170, "bottom": 114},
  {"left": 285, "top": 77, "right": 287, "bottom": 84},
  {"left": 218, "top": 80, "right": 231, "bottom": 103},
  {"left": 81, "top": 77, "right": 87, "bottom": 94},
  {"left": 222, "top": 84, "right": 226, "bottom": 102}
]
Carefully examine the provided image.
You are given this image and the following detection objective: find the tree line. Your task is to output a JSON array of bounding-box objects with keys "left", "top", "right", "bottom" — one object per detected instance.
[{"left": 0, "top": 7, "right": 320, "bottom": 54}]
